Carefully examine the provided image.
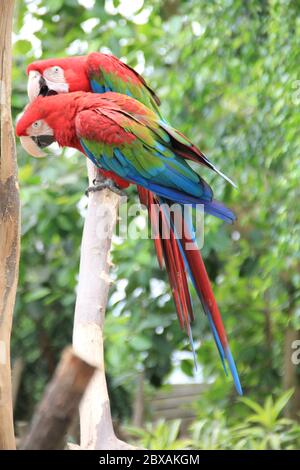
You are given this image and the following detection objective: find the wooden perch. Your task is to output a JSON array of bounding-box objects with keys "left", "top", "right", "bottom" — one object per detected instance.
[
  {"left": 21, "top": 347, "right": 96, "bottom": 450},
  {"left": 0, "top": 0, "right": 19, "bottom": 451},
  {"left": 72, "top": 162, "right": 135, "bottom": 450}
]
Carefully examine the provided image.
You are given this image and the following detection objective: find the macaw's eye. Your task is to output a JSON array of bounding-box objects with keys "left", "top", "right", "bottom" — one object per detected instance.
[
  {"left": 44, "top": 66, "right": 65, "bottom": 83},
  {"left": 32, "top": 120, "right": 41, "bottom": 129}
]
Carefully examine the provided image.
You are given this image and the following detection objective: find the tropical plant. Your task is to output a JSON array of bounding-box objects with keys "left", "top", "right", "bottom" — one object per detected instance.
[
  {"left": 232, "top": 390, "right": 300, "bottom": 450},
  {"left": 126, "top": 419, "right": 191, "bottom": 450},
  {"left": 124, "top": 391, "right": 300, "bottom": 450}
]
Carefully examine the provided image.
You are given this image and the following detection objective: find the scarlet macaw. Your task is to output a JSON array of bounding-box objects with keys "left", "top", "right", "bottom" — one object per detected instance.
[
  {"left": 16, "top": 90, "right": 242, "bottom": 395},
  {"left": 26, "top": 54, "right": 234, "bottom": 189},
  {"left": 25, "top": 53, "right": 161, "bottom": 189}
]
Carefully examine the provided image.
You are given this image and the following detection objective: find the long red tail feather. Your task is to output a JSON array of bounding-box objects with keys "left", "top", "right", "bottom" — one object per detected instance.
[{"left": 137, "top": 187, "right": 242, "bottom": 394}]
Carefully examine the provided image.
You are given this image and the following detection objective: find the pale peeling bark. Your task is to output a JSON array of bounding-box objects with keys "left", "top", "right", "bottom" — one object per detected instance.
[
  {"left": 0, "top": 0, "right": 19, "bottom": 450},
  {"left": 72, "top": 162, "right": 135, "bottom": 450}
]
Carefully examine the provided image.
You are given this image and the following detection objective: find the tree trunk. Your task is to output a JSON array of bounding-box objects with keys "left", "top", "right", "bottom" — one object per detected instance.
[
  {"left": 0, "top": 0, "right": 19, "bottom": 450},
  {"left": 132, "top": 371, "right": 145, "bottom": 428},
  {"left": 263, "top": 291, "right": 273, "bottom": 369},
  {"left": 72, "top": 162, "right": 135, "bottom": 450},
  {"left": 12, "top": 357, "right": 24, "bottom": 409},
  {"left": 21, "top": 347, "right": 96, "bottom": 450}
]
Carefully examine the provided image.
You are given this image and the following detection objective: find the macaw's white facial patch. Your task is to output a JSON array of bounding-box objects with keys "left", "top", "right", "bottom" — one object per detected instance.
[
  {"left": 27, "top": 70, "right": 42, "bottom": 102},
  {"left": 19, "top": 119, "right": 55, "bottom": 158},
  {"left": 27, "top": 67, "right": 69, "bottom": 102},
  {"left": 43, "top": 66, "right": 69, "bottom": 94},
  {"left": 28, "top": 119, "right": 53, "bottom": 137}
]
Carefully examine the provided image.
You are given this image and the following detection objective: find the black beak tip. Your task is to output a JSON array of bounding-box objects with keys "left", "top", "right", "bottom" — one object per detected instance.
[
  {"left": 33, "top": 135, "right": 55, "bottom": 149},
  {"left": 38, "top": 76, "right": 58, "bottom": 97}
]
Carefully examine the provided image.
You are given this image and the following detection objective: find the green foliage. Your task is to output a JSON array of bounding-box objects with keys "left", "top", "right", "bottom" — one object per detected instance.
[
  {"left": 127, "top": 392, "right": 300, "bottom": 450},
  {"left": 190, "top": 390, "right": 300, "bottom": 450},
  {"left": 239, "top": 389, "right": 294, "bottom": 430},
  {"left": 12, "top": 0, "right": 300, "bottom": 446},
  {"left": 126, "top": 419, "right": 191, "bottom": 450}
]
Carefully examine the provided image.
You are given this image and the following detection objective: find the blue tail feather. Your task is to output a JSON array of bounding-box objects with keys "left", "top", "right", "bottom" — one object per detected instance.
[
  {"left": 188, "top": 327, "right": 198, "bottom": 372},
  {"left": 225, "top": 346, "right": 243, "bottom": 395},
  {"left": 207, "top": 312, "right": 228, "bottom": 376}
]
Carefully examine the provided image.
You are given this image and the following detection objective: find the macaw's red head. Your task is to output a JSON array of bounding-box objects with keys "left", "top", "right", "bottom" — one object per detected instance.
[
  {"left": 16, "top": 93, "right": 84, "bottom": 157},
  {"left": 26, "top": 56, "right": 91, "bottom": 102}
]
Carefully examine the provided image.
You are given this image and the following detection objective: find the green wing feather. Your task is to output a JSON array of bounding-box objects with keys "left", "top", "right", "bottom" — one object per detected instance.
[
  {"left": 76, "top": 105, "right": 212, "bottom": 201},
  {"left": 87, "top": 52, "right": 162, "bottom": 116}
]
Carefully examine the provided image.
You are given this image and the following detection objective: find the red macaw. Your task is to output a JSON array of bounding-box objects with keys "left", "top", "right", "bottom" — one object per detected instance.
[
  {"left": 26, "top": 53, "right": 234, "bottom": 189},
  {"left": 16, "top": 91, "right": 242, "bottom": 394},
  {"left": 26, "top": 53, "right": 161, "bottom": 189}
]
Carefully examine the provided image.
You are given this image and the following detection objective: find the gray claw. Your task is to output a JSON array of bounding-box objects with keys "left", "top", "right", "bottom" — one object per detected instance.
[{"left": 86, "top": 178, "right": 127, "bottom": 197}]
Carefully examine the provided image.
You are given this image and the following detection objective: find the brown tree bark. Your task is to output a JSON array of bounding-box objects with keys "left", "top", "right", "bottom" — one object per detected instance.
[
  {"left": 161, "top": 0, "right": 180, "bottom": 20},
  {"left": 21, "top": 347, "right": 96, "bottom": 450},
  {"left": 0, "top": 0, "right": 19, "bottom": 450},
  {"left": 132, "top": 371, "right": 145, "bottom": 428}
]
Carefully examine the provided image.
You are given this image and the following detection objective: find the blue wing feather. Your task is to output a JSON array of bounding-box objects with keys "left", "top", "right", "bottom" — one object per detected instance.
[{"left": 80, "top": 140, "right": 235, "bottom": 223}]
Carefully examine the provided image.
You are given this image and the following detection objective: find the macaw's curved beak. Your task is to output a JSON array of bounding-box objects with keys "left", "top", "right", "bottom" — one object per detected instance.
[
  {"left": 38, "top": 76, "right": 59, "bottom": 98},
  {"left": 28, "top": 71, "right": 68, "bottom": 102},
  {"left": 27, "top": 71, "right": 42, "bottom": 102},
  {"left": 20, "top": 135, "right": 55, "bottom": 158}
]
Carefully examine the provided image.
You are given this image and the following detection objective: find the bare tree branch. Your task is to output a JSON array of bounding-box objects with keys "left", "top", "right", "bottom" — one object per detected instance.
[
  {"left": 21, "top": 347, "right": 96, "bottom": 450},
  {"left": 72, "top": 162, "right": 135, "bottom": 449}
]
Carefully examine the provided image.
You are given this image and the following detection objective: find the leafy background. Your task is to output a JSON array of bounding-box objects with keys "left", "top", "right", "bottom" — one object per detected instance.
[{"left": 11, "top": 0, "right": 300, "bottom": 449}]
